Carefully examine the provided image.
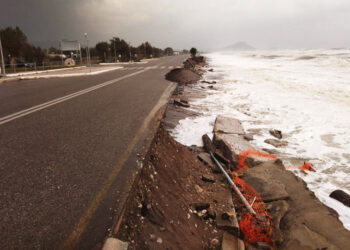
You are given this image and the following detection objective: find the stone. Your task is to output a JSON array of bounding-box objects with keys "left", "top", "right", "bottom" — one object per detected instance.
[
  {"left": 329, "top": 190, "right": 350, "bottom": 207},
  {"left": 216, "top": 190, "right": 239, "bottom": 236},
  {"left": 264, "top": 139, "right": 288, "bottom": 147},
  {"left": 243, "top": 161, "right": 350, "bottom": 249},
  {"left": 203, "top": 208, "right": 216, "bottom": 220},
  {"left": 214, "top": 115, "right": 245, "bottom": 135},
  {"left": 266, "top": 200, "right": 289, "bottom": 243},
  {"left": 214, "top": 133, "right": 271, "bottom": 168},
  {"left": 244, "top": 134, "right": 254, "bottom": 141},
  {"left": 149, "top": 234, "right": 156, "bottom": 242},
  {"left": 102, "top": 238, "right": 129, "bottom": 250},
  {"left": 269, "top": 129, "right": 282, "bottom": 139},
  {"left": 210, "top": 238, "right": 220, "bottom": 249},
  {"left": 241, "top": 173, "right": 289, "bottom": 202},
  {"left": 193, "top": 202, "right": 210, "bottom": 211},
  {"left": 202, "top": 134, "right": 216, "bottom": 153},
  {"left": 283, "top": 224, "right": 337, "bottom": 250},
  {"left": 173, "top": 98, "right": 190, "bottom": 108},
  {"left": 180, "top": 98, "right": 189, "bottom": 104},
  {"left": 197, "top": 153, "right": 221, "bottom": 173},
  {"left": 195, "top": 184, "right": 203, "bottom": 193},
  {"left": 221, "top": 232, "right": 239, "bottom": 250},
  {"left": 213, "top": 151, "right": 229, "bottom": 165},
  {"left": 202, "top": 174, "right": 216, "bottom": 183}
]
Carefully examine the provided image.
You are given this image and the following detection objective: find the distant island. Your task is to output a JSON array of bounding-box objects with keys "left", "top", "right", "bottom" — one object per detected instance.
[{"left": 220, "top": 41, "right": 255, "bottom": 51}]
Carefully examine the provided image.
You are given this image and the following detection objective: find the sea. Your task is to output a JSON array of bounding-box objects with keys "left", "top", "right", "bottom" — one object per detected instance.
[{"left": 171, "top": 49, "right": 350, "bottom": 230}]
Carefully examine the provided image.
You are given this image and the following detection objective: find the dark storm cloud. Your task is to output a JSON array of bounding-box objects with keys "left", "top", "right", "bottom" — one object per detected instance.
[{"left": 1, "top": 0, "right": 350, "bottom": 50}]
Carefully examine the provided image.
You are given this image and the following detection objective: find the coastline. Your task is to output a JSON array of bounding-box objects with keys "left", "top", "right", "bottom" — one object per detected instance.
[{"left": 110, "top": 55, "right": 350, "bottom": 249}]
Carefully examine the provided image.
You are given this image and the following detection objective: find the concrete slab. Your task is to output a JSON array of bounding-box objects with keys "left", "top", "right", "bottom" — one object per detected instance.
[
  {"left": 214, "top": 115, "right": 245, "bottom": 135},
  {"left": 214, "top": 133, "right": 272, "bottom": 167}
]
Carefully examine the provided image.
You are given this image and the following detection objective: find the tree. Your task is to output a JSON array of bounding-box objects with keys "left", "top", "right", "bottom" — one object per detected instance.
[
  {"left": 164, "top": 47, "right": 174, "bottom": 56},
  {"left": 190, "top": 47, "right": 197, "bottom": 58},
  {"left": 95, "top": 42, "right": 109, "bottom": 62},
  {"left": 0, "top": 26, "right": 27, "bottom": 58}
]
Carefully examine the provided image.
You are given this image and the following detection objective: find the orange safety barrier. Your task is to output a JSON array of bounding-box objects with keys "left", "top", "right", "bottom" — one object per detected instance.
[
  {"left": 233, "top": 149, "right": 276, "bottom": 246},
  {"left": 285, "top": 162, "right": 312, "bottom": 171},
  {"left": 237, "top": 149, "right": 277, "bottom": 171},
  {"left": 233, "top": 176, "right": 273, "bottom": 245}
]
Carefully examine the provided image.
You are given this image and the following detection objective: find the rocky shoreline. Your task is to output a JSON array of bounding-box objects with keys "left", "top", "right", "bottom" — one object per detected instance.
[{"left": 110, "top": 56, "right": 350, "bottom": 249}]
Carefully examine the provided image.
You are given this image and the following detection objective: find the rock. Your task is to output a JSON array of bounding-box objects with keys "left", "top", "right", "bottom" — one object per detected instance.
[
  {"left": 195, "top": 184, "right": 203, "bottom": 193},
  {"left": 173, "top": 98, "right": 190, "bottom": 108},
  {"left": 202, "top": 134, "right": 216, "bottom": 154},
  {"left": 202, "top": 174, "right": 216, "bottom": 183},
  {"left": 193, "top": 202, "right": 210, "bottom": 211},
  {"left": 221, "top": 232, "right": 240, "bottom": 250},
  {"left": 243, "top": 160, "right": 350, "bottom": 250},
  {"left": 197, "top": 153, "right": 221, "bottom": 173},
  {"left": 244, "top": 134, "right": 254, "bottom": 141},
  {"left": 212, "top": 81, "right": 217, "bottom": 84},
  {"left": 214, "top": 116, "right": 245, "bottom": 135},
  {"left": 102, "top": 238, "right": 129, "bottom": 250},
  {"left": 213, "top": 151, "right": 229, "bottom": 165},
  {"left": 330, "top": 190, "right": 350, "bottom": 207},
  {"left": 209, "top": 238, "right": 220, "bottom": 249},
  {"left": 156, "top": 237, "right": 163, "bottom": 244},
  {"left": 180, "top": 98, "right": 188, "bottom": 104},
  {"left": 208, "top": 68, "right": 214, "bottom": 72},
  {"left": 149, "top": 234, "right": 156, "bottom": 242},
  {"left": 283, "top": 224, "right": 337, "bottom": 250},
  {"left": 269, "top": 129, "right": 282, "bottom": 139},
  {"left": 204, "top": 208, "right": 216, "bottom": 220},
  {"left": 216, "top": 191, "right": 240, "bottom": 236},
  {"left": 214, "top": 133, "right": 271, "bottom": 168},
  {"left": 255, "top": 242, "right": 270, "bottom": 249},
  {"left": 266, "top": 200, "right": 289, "bottom": 243},
  {"left": 241, "top": 173, "right": 289, "bottom": 202},
  {"left": 264, "top": 139, "right": 288, "bottom": 147}
]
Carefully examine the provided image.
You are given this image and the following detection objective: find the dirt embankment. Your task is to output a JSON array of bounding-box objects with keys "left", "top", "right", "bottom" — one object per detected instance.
[{"left": 116, "top": 127, "right": 238, "bottom": 249}]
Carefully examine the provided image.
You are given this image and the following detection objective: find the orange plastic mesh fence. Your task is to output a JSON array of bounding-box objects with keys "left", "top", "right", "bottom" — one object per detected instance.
[
  {"left": 237, "top": 149, "right": 277, "bottom": 171},
  {"left": 285, "top": 162, "right": 311, "bottom": 170},
  {"left": 233, "top": 176, "right": 273, "bottom": 244},
  {"left": 233, "top": 149, "right": 275, "bottom": 245}
]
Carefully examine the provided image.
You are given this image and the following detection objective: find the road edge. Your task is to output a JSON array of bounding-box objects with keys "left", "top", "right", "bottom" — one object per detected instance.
[{"left": 101, "top": 81, "right": 177, "bottom": 250}]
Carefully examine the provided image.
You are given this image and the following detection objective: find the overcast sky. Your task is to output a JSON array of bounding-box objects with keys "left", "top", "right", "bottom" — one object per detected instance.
[{"left": 1, "top": 0, "right": 350, "bottom": 50}]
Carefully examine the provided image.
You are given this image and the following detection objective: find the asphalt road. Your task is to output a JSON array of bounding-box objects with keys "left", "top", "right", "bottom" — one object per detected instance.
[{"left": 0, "top": 56, "right": 185, "bottom": 249}]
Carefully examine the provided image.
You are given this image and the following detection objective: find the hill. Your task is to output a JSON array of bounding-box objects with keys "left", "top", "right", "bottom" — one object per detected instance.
[{"left": 220, "top": 41, "right": 255, "bottom": 51}]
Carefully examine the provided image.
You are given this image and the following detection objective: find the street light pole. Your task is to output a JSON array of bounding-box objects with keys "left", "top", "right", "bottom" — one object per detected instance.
[
  {"left": 113, "top": 38, "right": 117, "bottom": 63},
  {"left": 84, "top": 33, "right": 91, "bottom": 68},
  {"left": 128, "top": 43, "right": 132, "bottom": 62},
  {"left": 0, "top": 36, "right": 6, "bottom": 76}
]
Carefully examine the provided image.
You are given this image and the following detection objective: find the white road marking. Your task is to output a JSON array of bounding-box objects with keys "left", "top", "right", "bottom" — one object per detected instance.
[
  {"left": 168, "top": 66, "right": 174, "bottom": 69},
  {"left": 161, "top": 66, "right": 166, "bottom": 69},
  {"left": 0, "top": 68, "right": 150, "bottom": 125}
]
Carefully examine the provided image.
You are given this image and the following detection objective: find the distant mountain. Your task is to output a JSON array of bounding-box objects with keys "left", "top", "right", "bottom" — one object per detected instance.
[{"left": 220, "top": 41, "right": 255, "bottom": 51}]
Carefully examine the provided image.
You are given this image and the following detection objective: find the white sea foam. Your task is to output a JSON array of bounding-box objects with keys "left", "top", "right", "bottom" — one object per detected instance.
[{"left": 172, "top": 49, "right": 350, "bottom": 230}]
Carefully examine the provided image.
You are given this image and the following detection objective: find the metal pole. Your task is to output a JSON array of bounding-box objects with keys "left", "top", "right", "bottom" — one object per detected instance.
[
  {"left": 0, "top": 37, "right": 6, "bottom": 76},
  {"left": 84, "top": 33, "right": 91, "bottom": 68},
  {"left": 210, "top": 152, "right": 256, "bottom": 215},
  {"left": 114, "top": 38, "right": 117, "bottom": 63}
]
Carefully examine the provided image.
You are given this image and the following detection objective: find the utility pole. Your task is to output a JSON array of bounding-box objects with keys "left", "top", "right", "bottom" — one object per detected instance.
[
  {"left": 0, "top": 36, "right": 6, "bottom": 76},
  {"left": 84, "top": 33, "right": 91, "bottom": 69},
  {"left": 128, "top": 43, "right": 132, "bottom": 62},
  {"left": 113, "top": 37, "right": 117, "bottom": 63}
]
